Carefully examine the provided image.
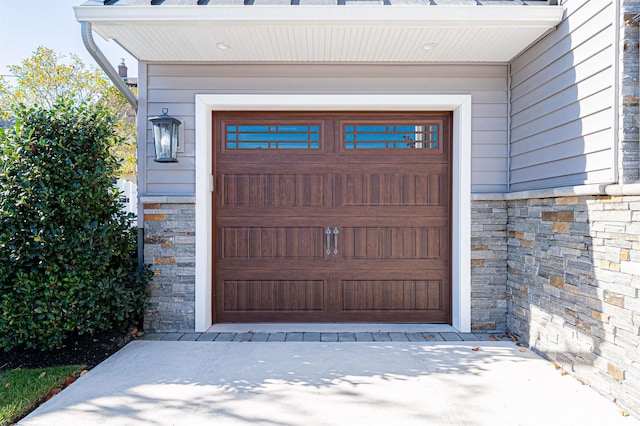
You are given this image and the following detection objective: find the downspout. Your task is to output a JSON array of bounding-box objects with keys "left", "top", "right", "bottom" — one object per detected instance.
[
  {"left": 506, "top": 64, "right": 512, "bottom": 192},
  {"left": 80, "top": 21, "right": 144, "bottom": 271},
  {"left": 80, "top": 21, "right": 138, "bottom": 111}
]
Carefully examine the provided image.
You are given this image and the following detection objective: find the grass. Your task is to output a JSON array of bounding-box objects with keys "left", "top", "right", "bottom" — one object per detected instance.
[{"left": 0, "top": 365, "right": 84, "bottom": 426}]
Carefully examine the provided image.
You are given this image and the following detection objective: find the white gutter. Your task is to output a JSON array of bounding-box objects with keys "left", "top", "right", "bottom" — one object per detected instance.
[
  {"left": 80, "top": 21, "right": 138, "bottom": 111},
  {"left": 75, "top": 5, "right": 564, "bottom": 26}
]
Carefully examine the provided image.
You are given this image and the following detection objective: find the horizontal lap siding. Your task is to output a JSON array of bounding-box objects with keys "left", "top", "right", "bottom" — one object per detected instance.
[
  {"left": 509, "top": 0, "right": 616, "bottom": 191},
  {"left": 142, "top": 64, "right": 508, "bottom": 195}
]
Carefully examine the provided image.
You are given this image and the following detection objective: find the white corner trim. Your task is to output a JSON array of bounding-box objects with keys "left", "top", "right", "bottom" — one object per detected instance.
[
  {"left": 452, "top": 96, "right": 472, "bottom": 333},
  {"left": 194, "top": 96, "right": 213, "bottom": 332},
  {"left": 194, "top": 94, "right": 472, "bottom": 333}
]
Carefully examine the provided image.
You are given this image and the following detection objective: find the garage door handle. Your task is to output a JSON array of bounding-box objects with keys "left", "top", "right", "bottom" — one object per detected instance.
[
  {"left": 326, "top": 227, "right": 332, "bottom": 255},
  {"left": 333, "top": 227, "right": 339, "bottom": 255}
]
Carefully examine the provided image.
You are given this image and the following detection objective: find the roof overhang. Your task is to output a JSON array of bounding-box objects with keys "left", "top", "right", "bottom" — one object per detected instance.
[{"left": 74, "top": 4, "right": 564, "bottom": 63}]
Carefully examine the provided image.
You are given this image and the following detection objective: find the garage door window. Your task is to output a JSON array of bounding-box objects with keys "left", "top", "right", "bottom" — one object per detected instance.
[
  {"left": 226, "top": 124, "right": 321, "bottom": 150},
  {"left": 344, "top": 124, "right": 439, "bottom": 150}
]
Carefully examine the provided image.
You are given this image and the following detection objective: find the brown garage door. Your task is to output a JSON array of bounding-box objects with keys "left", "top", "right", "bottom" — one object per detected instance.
[{"left": 213, "top": 112, "right": 451, "bottom": 323}]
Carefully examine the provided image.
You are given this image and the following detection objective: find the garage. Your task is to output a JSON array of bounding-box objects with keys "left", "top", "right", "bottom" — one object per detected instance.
[{"left": 213, "top": 111, "right": 451, "bottom": 323}]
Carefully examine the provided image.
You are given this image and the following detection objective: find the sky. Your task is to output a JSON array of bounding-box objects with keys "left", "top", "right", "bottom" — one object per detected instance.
[{"left": 0, "top": 0, "right": 137, "bottom": 80}]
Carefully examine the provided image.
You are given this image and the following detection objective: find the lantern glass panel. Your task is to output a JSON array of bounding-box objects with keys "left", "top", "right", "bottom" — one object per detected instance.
[{"left": 152, "top": 120, "right": 179, "bottom": 162}]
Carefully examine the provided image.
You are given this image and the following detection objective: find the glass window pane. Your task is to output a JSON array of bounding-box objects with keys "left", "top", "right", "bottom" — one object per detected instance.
[
  {"left": 343, "top": 123, "right": 440, "bottom": 150},
  {"left": 226, "top": 123, "right": 320, "bottom": 150}
]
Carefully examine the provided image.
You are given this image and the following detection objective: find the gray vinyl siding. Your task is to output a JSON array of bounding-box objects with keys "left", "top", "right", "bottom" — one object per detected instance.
[
  {"left": 509, "top": 0, "right": 616, "bottom": 191},
  {"left": 140, "top": 63, "right": 508, "bottom": 195}
]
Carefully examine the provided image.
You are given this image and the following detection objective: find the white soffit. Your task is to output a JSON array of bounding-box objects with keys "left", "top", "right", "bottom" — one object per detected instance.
[{"left": 74, "top": 5, "right": 564, "bottom": 63}]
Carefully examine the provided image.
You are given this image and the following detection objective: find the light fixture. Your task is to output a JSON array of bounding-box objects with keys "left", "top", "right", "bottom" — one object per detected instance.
[
  {"left": 421, "top": 43, "right": 438, "bottom": 50},
  {"left": 149, "top": 108, "right": 181, "bottom": 163},
  {"left": 216, "top": 42, "right": 231, "bottom": 50}
]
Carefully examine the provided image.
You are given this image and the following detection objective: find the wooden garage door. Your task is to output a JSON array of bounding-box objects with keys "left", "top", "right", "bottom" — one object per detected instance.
[{"left": 213, "top": 112, "right": 451, "bottom": 323}]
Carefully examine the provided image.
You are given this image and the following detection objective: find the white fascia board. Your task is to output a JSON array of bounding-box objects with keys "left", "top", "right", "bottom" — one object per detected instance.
[
  {"left": 74, "top": 5, "right": 563, "bottom": 28},
  {"left": 202, "top": 94, "right": 466, "bottom": 111}
]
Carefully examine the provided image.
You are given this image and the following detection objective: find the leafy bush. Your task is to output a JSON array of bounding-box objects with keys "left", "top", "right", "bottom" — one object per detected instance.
[{"left": 0, "top": 98, "right": 149, "bottom": 351}]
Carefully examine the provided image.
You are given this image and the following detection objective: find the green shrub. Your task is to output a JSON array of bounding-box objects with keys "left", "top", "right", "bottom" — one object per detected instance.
[{"left": 0, "top": 98, "right": 150, "bottom": 351}]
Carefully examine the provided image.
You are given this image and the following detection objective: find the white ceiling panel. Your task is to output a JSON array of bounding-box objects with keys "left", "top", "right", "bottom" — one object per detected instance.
[{"left": 75, "top": 5, "right": 564, "bottom": 63}]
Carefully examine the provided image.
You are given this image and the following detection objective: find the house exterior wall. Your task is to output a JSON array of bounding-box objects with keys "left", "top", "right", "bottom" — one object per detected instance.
[
  {"left": 139, "top": 63, "right": 511, "bottom": 332},
  {"left": 509, "top": 0, "right": 617, "bottom": 191},
  {"left": 502, "top": 3, "right": 640, "bottom": 418},
  {"left": 141, "top": 63, "right": 509, "bottom": 195}
]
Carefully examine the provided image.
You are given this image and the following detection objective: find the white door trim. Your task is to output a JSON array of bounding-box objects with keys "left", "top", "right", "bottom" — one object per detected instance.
[{"left": 195, "top": 94, "right": 471, "bottom": 332}]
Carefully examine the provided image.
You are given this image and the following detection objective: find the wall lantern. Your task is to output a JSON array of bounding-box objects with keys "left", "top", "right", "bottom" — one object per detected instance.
[{"left": 149, "top": 108, "right": 181, "bottom": 163}]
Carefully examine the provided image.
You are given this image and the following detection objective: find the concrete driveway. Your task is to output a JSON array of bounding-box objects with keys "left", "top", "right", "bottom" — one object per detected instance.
[{"left": 18, "top": 327, "right": 640, "bottom": 426}]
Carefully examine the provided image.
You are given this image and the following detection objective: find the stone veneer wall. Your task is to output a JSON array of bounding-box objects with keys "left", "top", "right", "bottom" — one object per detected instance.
[
  {"left": 142, "top": 199, "right": 196, "bottom": 332},
  {"left": 507, "top": 194, "right": 640, "bottom": 418},
  {"left": 470, "top": 200, "right": 508, "bottom": 332}
]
